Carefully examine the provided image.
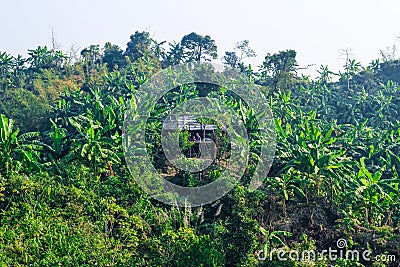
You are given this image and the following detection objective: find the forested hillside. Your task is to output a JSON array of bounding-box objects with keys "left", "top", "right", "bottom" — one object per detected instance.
[{"left": 0, "top": 31, "right": 399, "bottom": 266}]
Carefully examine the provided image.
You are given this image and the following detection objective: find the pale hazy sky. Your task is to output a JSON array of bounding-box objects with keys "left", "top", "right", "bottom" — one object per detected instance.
[{"left": 1, "top": 0, "right": 400, "bottom": 76}]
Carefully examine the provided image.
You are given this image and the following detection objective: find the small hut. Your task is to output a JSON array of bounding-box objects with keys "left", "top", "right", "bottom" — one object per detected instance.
[{"left": 163, "top": 115, "right": 220, "bottom": 158}]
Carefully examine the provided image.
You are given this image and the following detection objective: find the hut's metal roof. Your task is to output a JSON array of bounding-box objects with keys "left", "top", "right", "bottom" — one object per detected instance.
[{"left": 163, "top": 115, "right": 218, "bottom": 131}]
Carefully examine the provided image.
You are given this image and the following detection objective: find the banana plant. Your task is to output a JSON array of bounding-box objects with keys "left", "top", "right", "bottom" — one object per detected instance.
[
  {"left": 269, "top": 89, "right": 298, "bottom": 122},
  {"left": 317, "top": 65, "right": 335, "bottom": 84},
  {"left": 267, "top": 167, "right": 306, "bottom": 216},
  {"left": 0, "top": 114, "right": 43, "bottom": 175},
  {"left": 275, "top": 113, "right": 353, "bottom": 204},
  {"left": 68, "top": 114, "right": 121, "bottom": 176},
  {"left": 259, "top": 226, "right": 292, "bottom": 255},
  {"left": 349, "top": 158, "right": 400, "bottom": 225},
  {"left": 48, "top": 118, "right": 67, "bottom": 159}
]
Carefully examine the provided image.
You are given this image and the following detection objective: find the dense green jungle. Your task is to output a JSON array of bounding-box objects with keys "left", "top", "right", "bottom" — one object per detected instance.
[{"left": 0, "top": 31, "right": 399, "bottom": 266}]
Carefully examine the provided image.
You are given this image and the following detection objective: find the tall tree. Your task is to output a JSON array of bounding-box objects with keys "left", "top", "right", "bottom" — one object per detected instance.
[
  {"left": 80, "top": 45, "right": 101, "bottom": 67},
  {"left": 260, "top": 49, "right": 298, "bottom": 91},
  {"left": 222, "top": 51, "right": 239, "bottom": 68},
  {"left": 223, "top": 40, "right": 256, "bottom": 77},
  {"left": 225, "top": 40, "right": 256, "bottom": 66},
  {"left": 125, "top": 31, "right": 154, "bottom": 62},
  {"left": 0, "top": 52, "right": 14, "bottom": 90},
  {"left": 163, "top": 41, "right": 184, "bottom": 67},
  {"left": 180, "top": 32, "right": 218, "bottom": 62},
  {"left": 102, "top": 42, "right": 126, "bottom": 71},
  {"left": 80, "top": 45, "right": 102, "bottom": 83}
]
